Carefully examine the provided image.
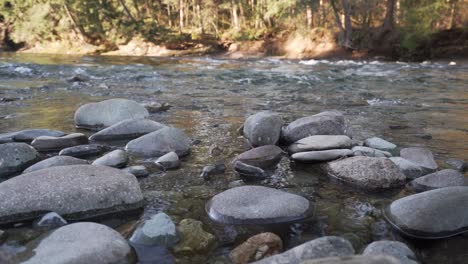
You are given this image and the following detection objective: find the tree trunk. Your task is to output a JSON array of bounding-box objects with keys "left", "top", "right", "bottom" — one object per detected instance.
[
  {"left": 306, "top": 5, "right": 312, "bottom": 28},
  {"left": 231, "top": 0, "right": 239, "bottom": 29},
  {"left": 196, "top": 1, "right": 204, "bottom": 34},
  {"left": 341, "top": 0, "right": 352, "bottom": 48},
  {"left": 448, "top": 0, "right": 457, "bottom": 29},
  {"left": 118, "top": 0, "right": 137, "bottom": 23},
  {"left": 179, "top": 0, "right": 184, "bottom": 31},
  {"left": 383, "top": 0, "right": 396, "bottom": 30}
]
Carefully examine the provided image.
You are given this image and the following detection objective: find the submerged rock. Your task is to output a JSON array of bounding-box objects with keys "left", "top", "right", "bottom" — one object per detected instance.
[
  {"left": 74, "top": 98, "right": 149, "bottom": 130},
  {"left": 363, "top": 240, "right": 418, "bottom": 264},
  {"left": 122, "top": 165, "right": 149, "bottom": 178},
  {"left": 326, "top": 157, "right": 406, "bottom": 190},
  {"left": 288, "top": 135, "right": 352, "bottom": 153},
  {"left": 230, "top": 232, "right": 283, "bottom": 264},
  {"left": 400, "top": 147, "right": 438, "bottom": 174},
  {"left": 364, "top": 137, "right": 397, "bottom": 151},
  {"left": 31, "top": 133, "right": 89, "bottom": 152},
  {"left": 200, "top": 164, "right": 227, "bottom": 180},
  {"left": 407, "top": 169, "right": 465, "bottom": 192},
  {"left": 235, "top": 145, "right": 284, "bottom": 169},
  {"left": 384, "top": 186, "right": 468, "bottom": 239},
  {"left": 389, "top": 157, "right": 423, "bottom": 179},
  {"left": 129, "top": 212, "right": 178, "bottom": 247},
  {"left": 282, "top": 111, "right": 346, "bottom": 143},
  {"left": 126, "top": 127, "right": 191, "bottom": 157},
  {"left": 34, "top": 212, "right": 68, "bottom": 228},
  {"left": 173, "top": 219, "right": 215, "bottom": 253},
  {"left": 243, "top": 111, "right": 283, "bottom": 147},
  {"left": 89, "top": 118, "right": 166, "bottom": 141},
  {"left": 155, "top": 152, "right": 180, "bottom": 170},
  {"left": 0, "top": 165, "right": 143, "bottom": 224},
  {"left": 233, "top": 161, "right": 267, "bottom": 180},
  {"left": 0, "top": 143, "right": 39, "bottom": 177},
  {"left": 92, "top": 150, "right": 129, "bottom": 168},
  {"left": 292, "top": 149, "right": 352, "bottom": 162},
  {"left": 12, "top": 129, "right": 65, "bottom": 143},
  {"left": 352, "top": 146, "right": 392, "bottom": 158},
  {"left": 59, "top": 144, "right": 109, "bottom": 158},
  {"left": 24, "top": 156, "right": 88, "bottom": 173},
  {"left": 206, "top": 186, "right": 312, "bottom": 224}
]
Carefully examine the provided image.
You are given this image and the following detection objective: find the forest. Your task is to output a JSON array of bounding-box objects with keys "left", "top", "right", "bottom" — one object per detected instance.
[{"left": 0, "top": 0, "right": 467, "bottom": 59}]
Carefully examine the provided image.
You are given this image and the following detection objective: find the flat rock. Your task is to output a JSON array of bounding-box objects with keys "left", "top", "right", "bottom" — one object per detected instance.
[
  {"left": 206, "top": 186, "right": 313, "bottom": 224},
  {"left": 125, "top": 127, "right": 191, "bottom": 157},
  {"left": 130, "top": 212, "right": 178, "bottom": 247},
  {"left": 243, "top": 111, "right": 283, "bottom": 147},
  {"left": 74, "top": 98, "right": 149, "bottom": 130},
  {"left": 89, "top": 118, "right": 166, "bottom": 141},
  {"left": 384, "top": 186, "right": 468, "bottom": 238},
  {"left": 0, "top": 165, "right": 143, "bottom": 224},
  {"left": 155, "top": 151, "right": 180, "bottom": 170},
  {"left": 31, "top": 133, "right": 89, "bottom": 152},
  {"left": 92, "top": 150, "right": 129, "bottom": 168},
  {"left": 230, "top": 232, "right": 283, "bottom": 264},
  {"left": 282, "top": 111, "right": 346, "bottom": 143},
  {"left": 0, "top": 143, "right": 39, "bottom": 177},
  {"left": 18, "top": 222, "right": 131, "bottom": 264},
  {"left": 400, "top": 147, "right": 438, "bottom": 174},
  {"left": 364, "top": 137, "right": 397, "bottom": 151},
  {"left": 24, "top": 156, "right": 88, "bottom": 173},
  {"left": 289, "top": 135, "right": 352, "bottom": 153},
  {"left": 173, "top": 218, "right": 215, "bottom": 253},
  {"left": 12, "top": 129, "right": 65, "bottom": 143},
  {"left": 58, "top": 144, "right": 109, "bottom": 158},
  {"left": 407, "top": 169, "right": 465, "bottom": 192},
  {"left": 389, "top": 157, "right": 424, "bottom": 179},
  {"left": 301, "top": 255, "right": 400, "bottom": 264},
  {"left": 363, "top": 240, "right": 418, "bottom": 264},
  {"left": 253, "top": 236, "right": 354, "bottom": 264},
  {"left": 122, "top": 165, "right": 149, "bottom": 178},
  {"left": 292, "top": 149, "right": 352, "bottom": 162},
  {"left": 352, "top": 146, "right": 392, "bottom": 158},
  {"left": 326, "top": 157, "right": 406, "bottom": 190},
  {"left": 235, "top": 145, "right": 284, "bottom": 169}
]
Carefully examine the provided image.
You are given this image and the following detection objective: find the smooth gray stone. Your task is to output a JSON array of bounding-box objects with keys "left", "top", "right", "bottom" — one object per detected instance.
[
  {"left": 58, "top": 144, "right": 109, "bottom": 158},
  {"left": 34, "top": 212, "right": 68, "bottom": 228},
  {"left": 122, "top": 166, "right": 149, "bottom": 178},
  {"left": 200, "top": 164, "right": 226, "bottom": 180},
  {"left": 445, "top": 159, "right": 466, "bottom": 172},
  {"left": 206, "top": 186, "right": 312, "bottom": 224},
  {"left": 130, "top": 212, "right": 178, "bottom": 247},
  {"left": 389, "top": 157, "right": 424, "bottom": 179},
  {"left": 235, "top": 145, "right": 284, "bottom": 169},
  {"left": 89, "top": 118, "right": 166, "bottom": 141},
  {"left": 126, "top": 127, "right": 191, "bottom": 158},
  {"left": 384, "top": 186, "right": 468, "bottom": 239},
  {"left": 92, "top": 150, "right": 129, "bottom": 168},
  {"left": 352, "top": 146, "right": 392, "bottom": 158},
  {"left": 74, "top": 98, "right": 149, "bottom": 130},
  {"left": 364, "top": 137, "right": 397, "bottom": 151},
  {"left": 326, "top": 157, "right": 406, "bottom": 190},
  {"left": 282, "top": 111, "right": 346, "bottom": 143},
  {"left": 292, "top": 149, "right": 352, "bottom": 162},
  {"left": 243, "top": 111, "right": 283, "bottom": 147},
  {"left": 363, "top": 240, "right": 418, "bottom": 264},
  {"left": 12, "top": 129, "right": 65, "bottom": 143},
  {"left": 301, "top": 255, "right": 400, "bottom": 264},
  {"left": 19, "top": 222, "right": 131, "bottom": 264},
  {"left": 0, "top": 132, "right": 17, "bottom": 144},
  {"left": 0, "top": 143, "right": 39, "bottom": 177},
  {"left": 155, "top": 152, "right": 180, "bottom": 170},
  {"left": 407, "top": 169, "right": 465, "bottom": 192},
  {"left": 31, "top": 133, "right": 89, "bottom": 152},
  {"left": 253, "top": 236, "right": 354, "bottom": 264},
  {"left": 0, "top": 165, "right": 143, "bottom": 224},
  {"left": 400, "top": 147, "right": 438, "bottom": 174},
  {"left": 24, "top": 156, "right": 88, "bottom": 173},
  {"left": 289, "top": 135, "right": 352, "bottom": 153},
  {"left": 233, "top": 160, "right": 267, "bottom": 180}
]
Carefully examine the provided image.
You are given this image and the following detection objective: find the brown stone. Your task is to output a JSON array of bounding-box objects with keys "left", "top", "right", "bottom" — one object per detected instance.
[{"left": 230, "top": 232, "right": 283, "bottom": 264}]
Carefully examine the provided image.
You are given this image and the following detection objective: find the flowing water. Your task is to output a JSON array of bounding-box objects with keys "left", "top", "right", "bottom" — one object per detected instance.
[{"left": 0, "top": 53, "right": 467, "bottom": 263}]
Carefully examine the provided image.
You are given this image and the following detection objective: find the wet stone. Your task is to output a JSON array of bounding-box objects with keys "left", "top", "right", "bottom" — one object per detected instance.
[
  {"left": 235, "top": 145, "right": 284, "bottom": 169},
  {"left": 407, "top": 169, "right": 465, "bottom": 192},
  {"left": 59, "top": 144, "right": 109, "bottom": 158},
  {"left": 243, "top": 111, "right": 284, "bottom": 147},
  {"left": 126, "top": 127, "right": 191, "bottom": 158},
  {"left": 24, "top": 156, "right": 88, "bottom": 173},
  {"left": 389, "top": 157, "right": 424, "bottom": 179},
  {"left": 364, "top": 137, "right": 397, "bottom": 151},
  {"left": 230, "top": 232, "right": 283, "bottom": 264},
  {"left": 92, "top": 149, "right": 128, "bottom": 168},
  {"left": 89, "top": 118, "right": 166, "bottom": 141},
  {"left": 173, "top": 219, "right": 215, "bottom": 253},
  {"left": 12, "top": 129, "right": 65, "bottom": 143},
  {"left": 31, "top": 133, "right": 89, "bottom": 152},
  {"left": 123, "top": 165, "right": 149, "bottom": 178},
  {"left": 129, "top": 212, "right": 178, "bottom": 247},
  {"left": 155, "top": 152, "right": 180, "bottom": 170},
  {"left": 352, "top": 146, "right": 392, "bottom": 158},
  {"left": 445, "top": 159, "right": 466, "bottom": 172},
  {"left": 400, "top": 147, "right": 438, "bottom": 174},
  {"left": 363, "top": 240, "right": 418, "bottom": 264},
  {"left": 288, "top": 135, "right": 352, "bottom": 153},
  {"left": 292, "top": 149, "right": 353, "bottom": 162},
  {"left": 0, "top": 143, "right": 39, "bottom": 177},
  {"left": 200, "top": 164, "right": 226, "bottom": 180},
  {"left": 33, "top": 212, "right": 68, "bottom": 228},
  {"left": 234, "top": 161, "right": 267, "bottom": 180}
]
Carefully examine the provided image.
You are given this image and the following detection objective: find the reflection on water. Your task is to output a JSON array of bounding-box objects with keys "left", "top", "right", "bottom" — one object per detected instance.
[{"left": 0, "top": 53, "right": 467, "bottom": 263}]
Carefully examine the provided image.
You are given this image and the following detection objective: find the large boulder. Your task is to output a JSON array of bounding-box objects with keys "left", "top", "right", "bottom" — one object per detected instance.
[
  {"left": 17, "top": 222, "right": 131, "bottom": 264},
  {"left": 0, "top": 165, "right": 143, "bottom": 224},
  {"left": 292, "top": 149, "right": 352, "bottom": 162},
  {"left": 363, "top": 240, "right": 418, "bottom": 264},
  {"left": 74, "top": 99, "right": 149, "bottom": 130},
  {"left": 125, "top": 127, "right": 191, "bottom": 157},
  {"left": 282, "top": 111, "right": 346, "bottom": 143},
  {"left": 289, "top": 135, "right": 352, "bottom": 153},
  {"left": 243, "top": 111, "right": 283, "bottom": 147},
  {"left": 253, "top": 236, "right": 354, "bottom": 264},
  {"left": 407, "top": 169, "right": 466, "bottom": 192},
  {"left": 206, "top": 186, "right": 313, "bottom": 224},
  {"left": 24, "top": 156, "right": 88, "bottom": 173},
  {"left": 31, "top": 133, "right": 89, "bottom": 152},
  {"left": 384, "top": 186, "right": 468, "bottom": 239},
  {"left": 400, "top": 147, "right": 438, "bottom": 174},
  {"left": 235, "top": 145, "right": 284, "bottom": 169},
  {"left": 12, "top": 129, "right": 65, "bottom": 143},
  {"left": 230, "top": 232, "right": 283, "bottom": 264},
  {"left": 325, "top": 157, "right": 406, "bottom": 190},
  {"left": 89, "top": 118, "right": 166, "bottom": 141},
  {"left": 0, "top": 143, "right": 39, "bottom": 177}
]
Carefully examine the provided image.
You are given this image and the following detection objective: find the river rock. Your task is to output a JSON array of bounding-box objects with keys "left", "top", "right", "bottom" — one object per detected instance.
[
  {"left": 0, "top": 132, "right": 17, "bottom": 144},
  {"left": 59, "top": 144, "right": 109, "bottom": 158},
  {"left": 384, "top": 186, "right": 468, "bottom": 238},
  {"left": 0, "top": 143, "right": 39, "bottom": 177},
  {"left": 301, "top": 255, "right": 400, "bottom": 264},
  {"left": 126, "top": 127, "right": 191, "bottom": 157},
  {"left": 122, "top": 165, "right": 149, "bottom": 178},
  {"left": 243, "top": 111, "right": 283, "bottom": 147},
  {"left": 282, "top": 111, "right": 346, "bottom": 143},
  {"left": 234, "top": 161, "right": 268, "bottom": 180},
  {"left": 12, "top": 129, "right": 65, "bottom": 143},
  {"left": 206, "top": 186, "right": 313, "bottom": 224},
  {"left": 352, "top": 146, "right": 392, "bottom": 158},
  {"left": 31, "top": 133, "right": 89, "bottom": 151},
  {"left": 92, "top": 150, "right": 129, "bottom": 168},
  {"left": 292, "top": 149, "right": 352, "bottom": 162},
  {"left": 173, "top": 219, "right": 215, "bottom": 253},
  {"left": 363, "top": 240, "right": 418, "bottom": 264},
  {"left": 129, "top": 212, "right": 178, "bottom": 247},
  {"left": 230, "top": 232, "right": 283, "bottom": 264},
  {"left": 445, "top": 159, "right": 466, "bottom": 172},
  {"left": 23, "top": 156, "right": 88, "bottom": 173},
  {"left": 200, "top": 164, "right": 226, "bottom": 180},
  {"left": 400, "top": 147, "right": 438, "bottom": 174},
  {"left": 364, "top": 137, "right": 397, "bottom": 151},
  {"left": 253, "top": 236, "right": 354, "bottom": 264},
  {"left": 289, "top": 135, "right": 352, "bottom": 153},
  {"left": 389, "top": 157, "right": 424, "bottom": 179},
  {"left": 407, "top": 169, "right": 465, "bottom": 192},
  {"left": 34, "top": 212, "right": 68, "bottom": 228},
  {"left": 0, "top": 165, "right": 143, "bottom": 224},
  {"left": 155, "top": 151, "right": 180, "bottom": 170},
  {"left": 89, "top": 118, "right": 166, "bottom": 141},
  {"left": 235, "top": 145, "right": 283, "bottom": 169},
  {"left": 74, "top": 98, "right": 149, "bottom": 130},
  {"left": 18, "top": 222, "right": 131, "bottom": 264},
  {"left": 326, "top": 157, "right": 406, "bottom": 190}
]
